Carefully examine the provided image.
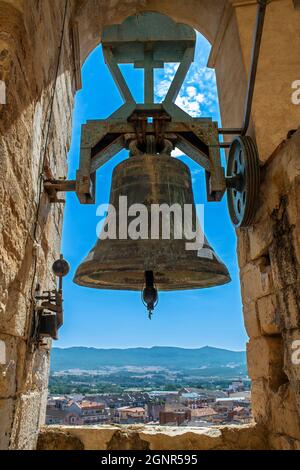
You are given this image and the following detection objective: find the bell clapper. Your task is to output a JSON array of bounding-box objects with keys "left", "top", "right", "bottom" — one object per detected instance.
[{"left": 142, "top": 271, "right": 158, "bottom": 319}]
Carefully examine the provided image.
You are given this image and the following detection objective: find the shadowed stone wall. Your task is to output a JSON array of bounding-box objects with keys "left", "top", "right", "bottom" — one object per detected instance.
[
  {"left": 37, "top": 424, "right": 269, "bottom": 450},
  {"left": 0, "top": 0, "right": 299, "bottom": 450},
  {"left": 0, "top": 0, "right": 75, "bottom": 449},
  {"left": 239, "top": 129, "right": 300, "bottom": 448}
]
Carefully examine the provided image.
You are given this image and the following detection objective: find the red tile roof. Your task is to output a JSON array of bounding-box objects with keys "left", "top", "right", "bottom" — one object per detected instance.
[
  {"left": 233, "top": 406, "right": 245, "bottom": 413},
  {"left": 191, "top": 407, "right": 217, "bottom": 418},
  {"left": 77, "top": 400, "right": 105, "bottom": 409},
  {"left": 118, "top": 407, "right": 145, "bottom": 413}
]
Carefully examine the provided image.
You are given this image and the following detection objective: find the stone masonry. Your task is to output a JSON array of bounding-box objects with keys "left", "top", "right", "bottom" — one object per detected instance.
[{"left": 0, "top": 0, "right": 74, "bottom": 449}]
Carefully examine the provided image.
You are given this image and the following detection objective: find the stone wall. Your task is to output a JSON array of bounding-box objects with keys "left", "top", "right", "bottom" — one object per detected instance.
[
  {"left": 0, "top": 0, "right": 75, "bottom": 449},
  {"left": 238, "top": 129, "right": 300, "bottom": 448},
  {"left": 37, "top": 424, "right": 269, "bottom": 450}
]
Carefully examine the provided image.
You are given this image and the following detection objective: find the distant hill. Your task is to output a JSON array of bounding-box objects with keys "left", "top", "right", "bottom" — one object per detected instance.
[{"left": 50, "top": 346, "right": 246, "bottom": 374}]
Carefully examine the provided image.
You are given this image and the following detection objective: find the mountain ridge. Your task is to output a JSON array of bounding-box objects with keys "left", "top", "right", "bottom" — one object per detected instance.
[{"left": 50, "top": 345, "right": 246, "bottom": 373}]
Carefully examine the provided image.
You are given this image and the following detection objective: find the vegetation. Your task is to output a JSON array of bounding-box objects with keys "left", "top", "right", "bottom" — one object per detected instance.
[
  {"left": 49, "top": 373, "right": 250, "bottom": 395},
  {"left": 49, "top": 346, "right": 249, "bottom": 395}
]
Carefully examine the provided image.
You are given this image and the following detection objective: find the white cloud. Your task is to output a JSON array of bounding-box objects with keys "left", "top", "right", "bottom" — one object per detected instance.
[
  {"left": 164, "top": 63, "right": 179, "bottom": 76},
  {"left": 186, "top": 86, "right": 197, "bottom": 97},
  {"left": 176, "top": 95, "right": 199, "bottom": 117},
  {"left": 155, "top": 79, "right": 172, "bottom": 98},
  {"left": 172, "top": 147, "right": 184, "bottom": 158},
  {"left": 195, "top": 93, "right": 205, "bottom": 103},
  {"left": 154, "top": 33, "right": 220, "bottom": 121}
]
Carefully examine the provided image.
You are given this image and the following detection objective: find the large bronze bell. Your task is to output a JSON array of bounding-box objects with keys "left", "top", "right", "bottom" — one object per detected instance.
[{"left": 74, "top": 153, "right": 231, "bottom": 300}]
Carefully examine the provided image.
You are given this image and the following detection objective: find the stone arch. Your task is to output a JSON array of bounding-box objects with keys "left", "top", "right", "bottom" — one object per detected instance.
[
  {"left": 74, "top": 0, "right": 228, "bottom": 64},
  {"left": 73, "top": 0, "right": 247, "bottom": 138}
]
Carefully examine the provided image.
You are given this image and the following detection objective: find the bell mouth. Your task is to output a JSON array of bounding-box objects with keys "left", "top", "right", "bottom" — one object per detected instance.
[
  {"left": 74, "top": 268, "right": 230, "bottom": 291},
  {"left": 73, "top": 154, "right": 231, "bottom": 292},
  {"left": 73, "top": 246, "right": 231, "bottom": 291}
]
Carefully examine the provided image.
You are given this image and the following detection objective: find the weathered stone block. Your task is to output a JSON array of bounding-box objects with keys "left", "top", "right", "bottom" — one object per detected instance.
[
  {"left": 9, "top": 391, "right": 47, "bottom": 450},
  {"left": 220, "top": 424, "right": 268, "bottom": 450},
  {"left": 271, "top": 384, "right": 300, "bottom": 440},
  {"left": 284, "top": 133, "right": 300, "bottom": 187},
  {"left": 269, "top": 433, "right": 300, "bottom": 450},
  {"left": 0, "top": 398, "right": 14, "bottom": 450},
  {"left": 0, "top": 356, "right": 16, "bottom": 399},
  {"left": 289, "top": 380, "right": 300, "bottom": 421},
  {"left": 247, "top": 336, "right": 286, "bottom": 390},
  {"left": 0, "top": 334, "right": 26, "bottom": 398},
  {"left": 269, "top": 198, "right": 299, "bottom": 290},
  {"left": 283, "top": 330, "right": 300, "bottom": 382},
  {"left": 257, "top": 294, "right": 281, "bottom": 335},
  {"left": 38, "top": 389, "right": 49, "bottom": 428},
  {"left": 236, "top": 228, "right": 250, "bottom": 268},
  {"left": 37, "top": 428, "right": 85, "bottom": 450},
  {"left": 277, "top": 283, "right": 300, "bottom": 330},
  {"left": 251, "top": 378, "right": 271, "bottom": 426},
  {"left": 292, "top": 229, "right": 300, "bottom": 267},
  {"left": 240, "top": 261, "right": 274, "bottom": 304},
  {"left": 37, "top": 424, "right": 268, "bottom": 450},
  {"left": 0, "top": 290, "right": 29, "bottom": 338},
  {"left": 140, "top": 427, "right": 223, "bottom": 451},
  {"left": 286, "top": 176, "right": 300, "bottom": 228},
  {"left": 23, "top": 348, "right": 51, "bottom": 393},
  {"left": 243, "top": 301, "right": 260, "bottom": 338},
  {"left": 248, "top": 222, "right": 273, "bottom": 262}
]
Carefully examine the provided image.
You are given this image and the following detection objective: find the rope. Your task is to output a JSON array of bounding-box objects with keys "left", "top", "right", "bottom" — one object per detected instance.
[{"left": 30, "top": 0, "right": 69, "bottom": 303}]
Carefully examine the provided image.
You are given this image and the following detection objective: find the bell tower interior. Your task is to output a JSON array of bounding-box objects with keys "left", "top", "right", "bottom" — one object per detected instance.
[{"left": 0, "top": 0, "right": 300, "bottom": 451}]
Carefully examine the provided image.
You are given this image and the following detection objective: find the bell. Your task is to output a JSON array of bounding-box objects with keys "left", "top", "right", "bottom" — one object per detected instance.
[{"left": 74, "top": 153, "right": 231, "bottom": 295}]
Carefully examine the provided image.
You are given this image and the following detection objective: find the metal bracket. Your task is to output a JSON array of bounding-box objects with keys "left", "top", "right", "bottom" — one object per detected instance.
[
  {"left": 44, "top": 179, "right": 76, "bottom": 203},
  {"left": 45, "top": 5, "right": 268, "bottom": 220},
  {"left": 218, "top": 0, "right": 269, "bottom": 143},
  {"left": 31, "top": 256, "right": 70, "bottom": 345}
]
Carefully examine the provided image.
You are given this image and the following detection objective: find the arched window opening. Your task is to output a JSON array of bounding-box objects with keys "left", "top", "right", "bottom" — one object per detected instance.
[{"left": 47, "top": 14, "right": 250, "bottom": 428}]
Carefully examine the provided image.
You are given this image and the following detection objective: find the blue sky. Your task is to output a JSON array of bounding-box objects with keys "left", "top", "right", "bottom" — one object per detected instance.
[{"left": 58, "top": 32, "right": 247, "bottom": 351}]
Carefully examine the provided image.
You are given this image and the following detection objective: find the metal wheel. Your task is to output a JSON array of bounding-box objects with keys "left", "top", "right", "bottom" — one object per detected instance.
[{"left": 226, "top": 136, "right": 260, "bottom": 228}]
